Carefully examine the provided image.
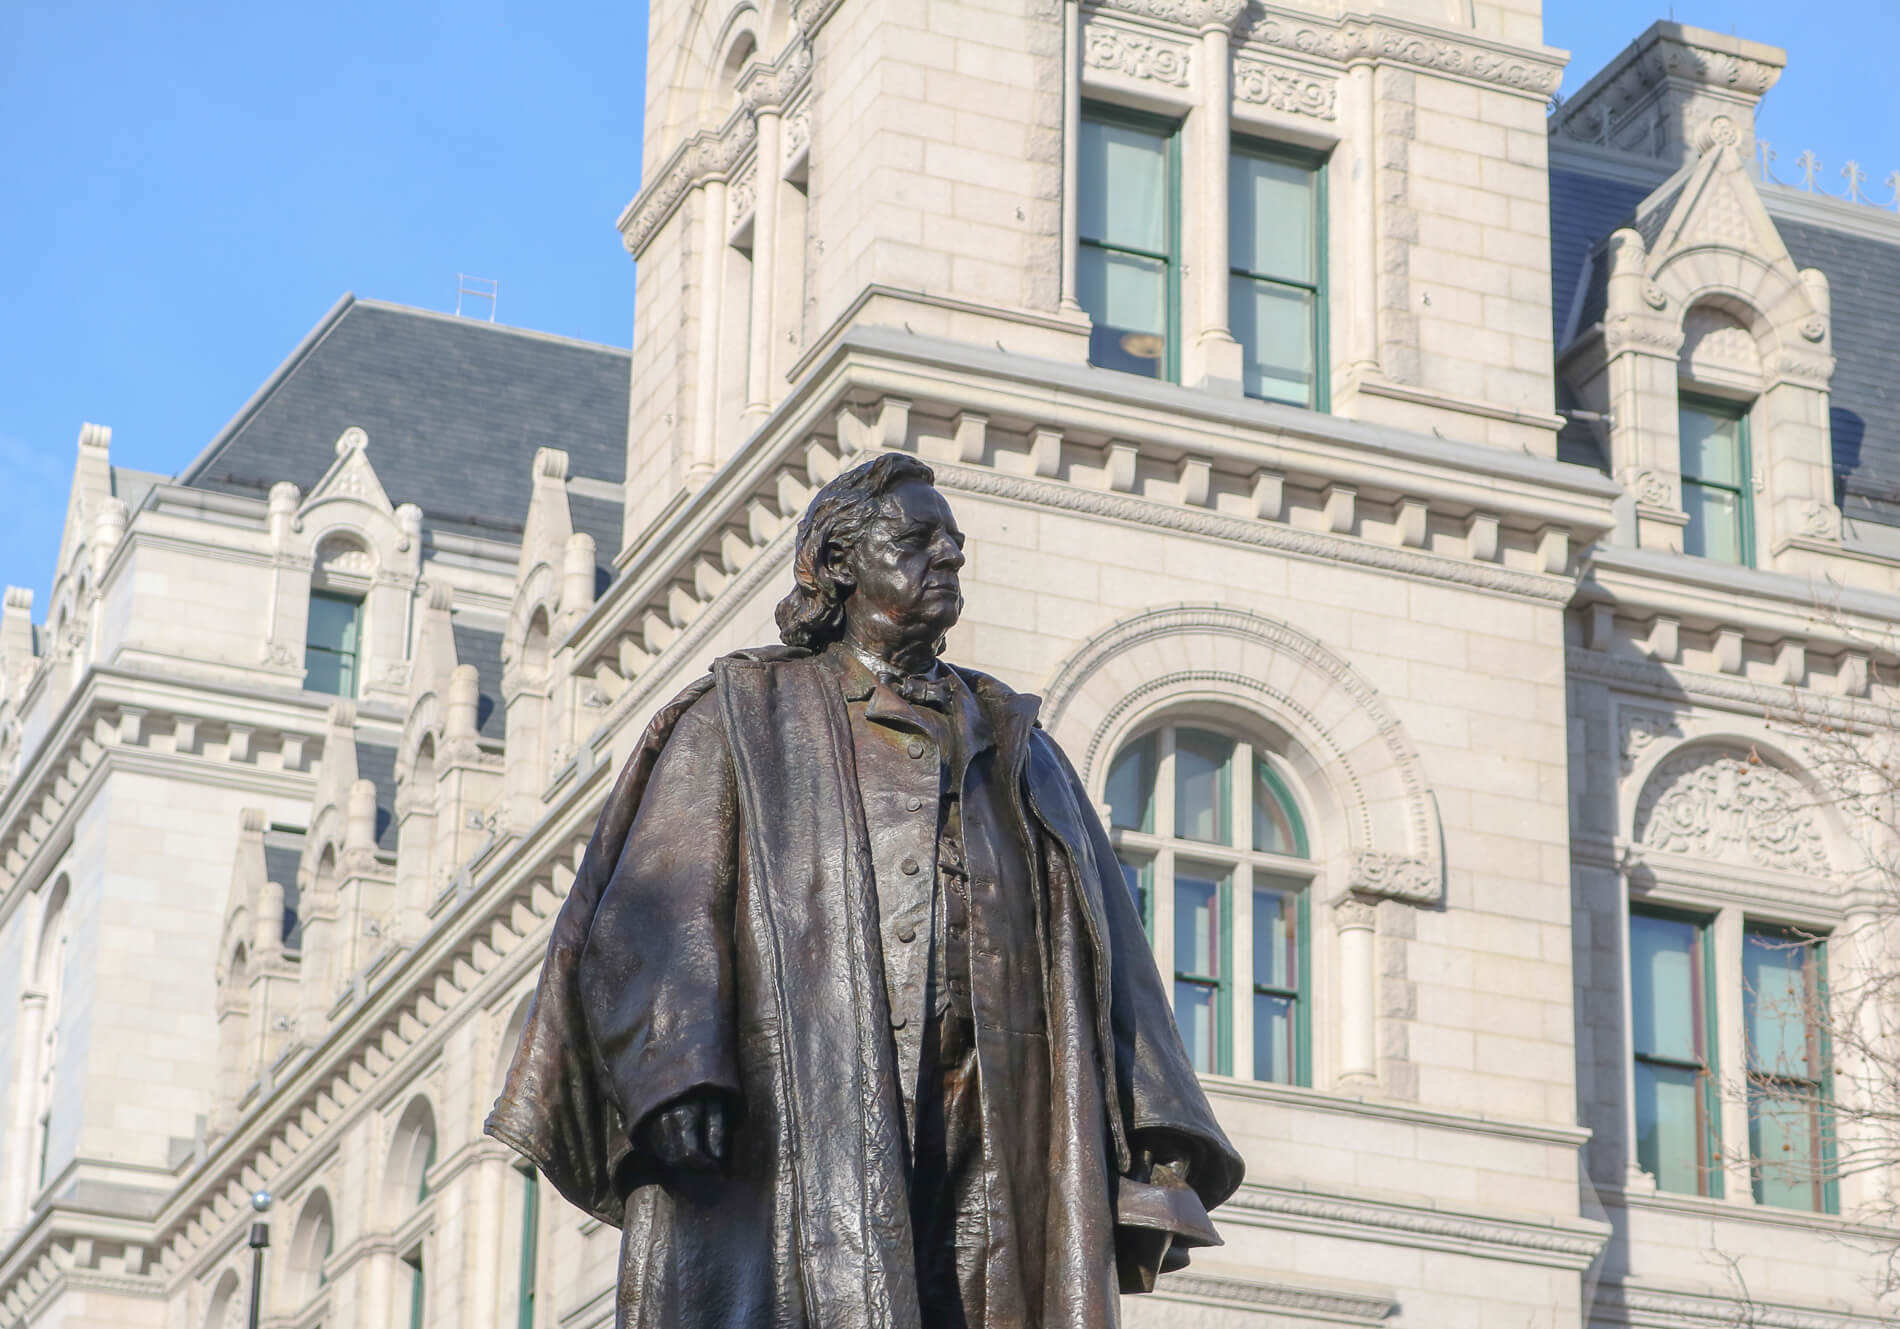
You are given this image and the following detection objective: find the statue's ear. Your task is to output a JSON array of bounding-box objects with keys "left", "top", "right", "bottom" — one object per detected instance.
[{"left": 818, "top": 538, "right": 855, "bottom": 593}]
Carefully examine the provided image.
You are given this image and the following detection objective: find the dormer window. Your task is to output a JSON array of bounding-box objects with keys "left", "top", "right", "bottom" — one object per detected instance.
[
  {"left": 304, "top": 591, "right": 363, "bottom": 697},
  {"left": 1678, "top": 393, "right": 1754, "bottom": 565}
]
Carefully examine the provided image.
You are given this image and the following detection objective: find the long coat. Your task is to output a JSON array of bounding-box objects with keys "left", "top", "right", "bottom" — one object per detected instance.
[{"left": 486, "top": 648, "right": 1243, "bottom": 1329}]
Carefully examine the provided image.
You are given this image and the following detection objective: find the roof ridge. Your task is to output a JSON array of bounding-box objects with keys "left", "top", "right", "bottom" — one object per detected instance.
[
  {"left": 174, "top": 293, "right": 358, "bottom": 486},
  {"left": 348, "top": 298, "right": 632, "bottom": 356}
]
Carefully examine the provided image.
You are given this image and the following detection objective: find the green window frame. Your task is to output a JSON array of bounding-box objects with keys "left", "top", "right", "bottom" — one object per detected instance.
[
  {"left": 304, "top": 590, "right": 363, "bottom": 698},
  {"left": 1078, "top": 105, "right": 1182, "bottom": 383},
  {"left": 1629, "top": 906, "right": 1723, "bottom": 1197},
  {"left": 1743, "top": 925, "right": 1836, "bottom": 1214},
  {"left": 1230, "top": 138, "right": 1328, "bottom": 411},
  {"left": 1106, "top": 724, "right": 1311, "bottom": 1084},
  {"left": 1678, "top": 392, "right": 1754, "bottom": 566},
  {"left": 516, "top": 1166, "right": 540, "bottom": 1329},
  {"left": 404, "top": 1247, "right": 426, "bottom": 1329}
]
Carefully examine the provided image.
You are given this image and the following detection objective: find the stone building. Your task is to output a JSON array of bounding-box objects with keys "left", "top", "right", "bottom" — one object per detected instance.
[{"left": 3, "top": 4, "right": 1900, "bottom": 1328}]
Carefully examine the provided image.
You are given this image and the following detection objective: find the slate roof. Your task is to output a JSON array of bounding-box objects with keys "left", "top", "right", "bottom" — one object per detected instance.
[
  {"left": 450, "top": 623, "right": 508, "bottom": 741},
  {"left": 178, "top": 296, "right": 629, "bottom": 551},
  {"left": 1548, "top": 158, "right": 1900, "bottom": 525},
  {"left": 263, "top": 829, "right": 306, "bottom": 949},
  {"left": 355, "top": 742, "right": 401, "bottom": 855}
]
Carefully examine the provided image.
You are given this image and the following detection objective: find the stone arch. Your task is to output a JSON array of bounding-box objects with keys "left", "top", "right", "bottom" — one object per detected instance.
[
  {"left": 312, "top": 528, "right": 377, "bottom": 581},
  {"left": 493, "top": 990, "right": 534, "bottom": 1095},
  {"left": 395, "top": 689, "right": 445, "bottom": 801},
  {"left": 283, "top": 1188, "right": 334, "bottom": 1306},
  {"left": 1043, "top": 605, "right": 1442, "bottom": 903},
  {"left": 203, "top": 1267, "right": 242, "bottom": 1329},
  {"left": 501, "top": 562, "right": 559, "bottom": 686},
  {"left": 385, "top": 1094, "right": 438, "bottom": 1213},
  {"left": 1627, "top": 736, "right": 1844, "bottom": 879}
]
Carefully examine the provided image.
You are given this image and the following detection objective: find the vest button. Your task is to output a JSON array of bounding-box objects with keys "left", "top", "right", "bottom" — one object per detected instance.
[
  {"left": 906, "top": 794, "right": 924, "bottom": 811},
  {"left": 907, "top": 739, "right": 925, "bottom": 759},
  {"left": 900, "top": 855, "right": 921, "bottom": 875},
  {"left": 896, "top": 923, "right": 917, "bottom": 942}
]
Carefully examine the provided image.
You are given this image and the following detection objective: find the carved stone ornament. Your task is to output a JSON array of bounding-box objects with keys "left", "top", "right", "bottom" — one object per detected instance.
[
  {"left": 1641, "top": 282, "right": 1668, "bottom": 311},
  {"left": 1694, "top": 113, "right": 1741, "bottom": 152},
  {"left": 619, "top": 110, "right": 759, "bottom": 257},
  {"left": 1633, "top": 746, "right": 1829, "bottom": 875},
  {"left": 1096, "top": 0, "right": 1244, "bottom": 34},
  {"left": 1233, "top": 59, "right": 1337, "bottom": 119},
  {"left": 1619, "top": 707, "right": 1683, "bottom": 774},
  {"left": 1604, "top": 315, "right": 1684, "bottom": 357},
  {"left": 1622, "top": 466, "right": 1674, "bottom": 508},
  {"left": 1223, "top": 10, "right": 1562, "bottom": 94},
  {"left": 1347, "top": 851, "right": 1440, "bottom": 904},
  {"left": 1799, "top": 499, "right": 1842, "bottom": 541},
  {"left": 1085, "top": 26, "right": 1193, "bottom": 88},
  {"left": 1798, "top": 315, "right": 1827, "bottom": 343}
]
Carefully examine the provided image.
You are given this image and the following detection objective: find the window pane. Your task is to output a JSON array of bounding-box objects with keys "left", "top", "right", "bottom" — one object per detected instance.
[
  {"left": 304, "top": 648, "right": 352, "bottom": 698},
  {"left": 1080, "top": 247, "right": 1167, "bottom": 377},
  {"left": 1253, "top": 761, "right": 1304, "bottom": 855},
  {"left": 1744, "top": 932, "right": 1815, "bottom": 1078},
  {"left": 1117, "top": 854, "right": 1149, "bottom": 928},
  {"left": 1680, "top": 404, "right": 1744, "bottom": 486},
  {"left": 1175, "top": 982, "right": 1217, "bottom": 1073},
  {"left": 1079, "top": 119, "right": 1167, "bottom": 252},
  {"left": 1252, "top": 885, "right": 1297, "bottom": 990},
  {"left": 1681, "top": 481, "right": 1744, "bottom": 564},
  {"left": 1106, "top": 735, "right": 1156, "bottom": 832},
  {"left": 1232, "top": 278, "right": 1315, "bottom": 407},
  {"left": 1750, "top": 1087, "right": 1819, "bottom": 1210},
  {"left": 1174, "top": 730, "right": 1233, "bottom": 844},
  {"left": 1173, "top": 872, "right": 1221, "bottom": 979},
  {"left": 1630, "top": 913, "right": 1700, "bottom": 1062},
  {"left": 307, "top": 593, "right": 360, "bottom": 652},
  {"left": 1635, "top": 1060, "right": 1705, "bottom": 1194},
  {"left": 1253, "top": 991, "right": 1294, "bottom": 1084},
  {"left": 1230, "top": 152, "right": 1313, "bottom": 283}
]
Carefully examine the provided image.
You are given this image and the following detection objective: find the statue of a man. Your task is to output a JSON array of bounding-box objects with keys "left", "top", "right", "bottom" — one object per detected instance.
[{"left": 488, "top": 454, "right": 1242, "bottom": 1329}]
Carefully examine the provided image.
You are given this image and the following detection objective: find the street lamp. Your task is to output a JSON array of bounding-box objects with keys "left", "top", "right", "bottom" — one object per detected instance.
[{"left": 247, "top": 1190, "right": 272, "bottom": 1329}]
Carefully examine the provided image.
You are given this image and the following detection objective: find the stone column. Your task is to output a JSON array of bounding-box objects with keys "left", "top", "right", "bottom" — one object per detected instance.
[
  {"left": 1059, "top": 0, "right": 1083, "bottom": 317},
  {"left": 1192, "top": 14, "right": 1243, "bottom": 389},
  {"left": 690, "top": 177, "right": 730, "bottom": 485},
  {"left": 744, "top": 106, "right": 783, "bottom": 427},
  {"left": 1347, "top": 61, "right": 1379, "bottom": 380},
  {"left": 1334, "top": 897, "right": 1377, "bottom": 1087},
  {"left": 466, "top": 1151, "right": 508, "bottom": 1327},
  {"left": 2, "top": 990, "right": 46, "bottom": 1230}
]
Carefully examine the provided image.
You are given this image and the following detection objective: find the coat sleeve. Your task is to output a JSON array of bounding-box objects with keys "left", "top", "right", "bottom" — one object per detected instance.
[
  {"left": 1034, "top": 731, "right": 1245, "bottom": 1210},
  {"left": 577, "top": 691, "right": 744, "bottom": 1148}
]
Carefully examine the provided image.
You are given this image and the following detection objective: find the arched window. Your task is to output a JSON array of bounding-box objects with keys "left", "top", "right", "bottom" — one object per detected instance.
[
  {"left": 284, "top": 1189, "right": 335, "bottom": 1305},
  {"left": 1676, "top": 302, "right": 1761, "bottom": 566},
  {"left": 203, "top": 1268, "right": 241, "bottom": 1329},
  {"left": 30, "top": 878, "right": 72, "bottom": 1194},
  {"left": 1104, "top": 722, "right": 1312, "bottom": 1083},
  {"left": 387, "top": 1096, "right": 438, "bottom": 1211}
]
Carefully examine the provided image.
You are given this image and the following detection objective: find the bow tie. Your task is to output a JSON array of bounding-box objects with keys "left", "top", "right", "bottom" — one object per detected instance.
[{"left": 890, "top": 673, "right": 953, "bottom": 710}]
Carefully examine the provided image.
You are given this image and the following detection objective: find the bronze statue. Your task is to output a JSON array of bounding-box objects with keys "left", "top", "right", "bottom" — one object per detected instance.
[{"left": 488, "top": 454, "right": 1242, "bottom": 1329}]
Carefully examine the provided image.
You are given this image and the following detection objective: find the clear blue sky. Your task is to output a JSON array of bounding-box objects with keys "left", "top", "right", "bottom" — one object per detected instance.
[{"left": 3, "top": 1, "right": 1894, "bottom": 606}]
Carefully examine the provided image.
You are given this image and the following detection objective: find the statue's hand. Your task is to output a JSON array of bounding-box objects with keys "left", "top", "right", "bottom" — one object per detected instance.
[
  {"left": 1132, "top": 1134, "right": 1193, "bottom": 1188},
  {"left": 644, "top": 1094, "right": 730, "bottom": 1171}
]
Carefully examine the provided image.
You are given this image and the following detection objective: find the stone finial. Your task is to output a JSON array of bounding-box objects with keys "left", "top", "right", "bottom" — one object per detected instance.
[
  {"left": 345, "top": 779, "right": 378, "bottom": 854},
  {"left": 445, "top": 664, "right": 481, "bottom": 741},
  {"left": 534, "top": 447, "right": 570, "bottom": 482},
  {"left": 561, "top": 532, "right": 598, "bottom": 620},
  {"left": 78, "top": 422, "right": 112, "bottom": 453},
  {"left": 239, "top": 808, "right": 268, "bottom": 834},
  {"left": 334, "top": 426, "right": 369, "bottom": 457},
  {"left": 1550, "top": 22, "right": 1785, "bottom": 168}
]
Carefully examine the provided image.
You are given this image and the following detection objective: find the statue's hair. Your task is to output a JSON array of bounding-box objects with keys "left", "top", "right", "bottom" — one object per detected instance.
[{"left": 775, "top": 453, "right": 938, "bottom": 651}]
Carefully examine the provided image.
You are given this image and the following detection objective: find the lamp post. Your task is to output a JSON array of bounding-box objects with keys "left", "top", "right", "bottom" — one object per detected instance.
[{"left": 247, "top": 1190, "right": 272, "bottom": 1329}]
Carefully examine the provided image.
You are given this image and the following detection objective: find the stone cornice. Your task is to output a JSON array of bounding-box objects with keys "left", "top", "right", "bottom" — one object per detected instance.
[
  {"left": 616, "top": 108, "right": 758, "bottom": 259},
  {"left": 1221, "top": 1182, "right": 1610, "bottom": 1269},
  {"left": 1592, "top": 1279, "right": 1893, "bottom": 1329},
  {"left": 617, "top": 41, "right": 811, "bottom": 259},
  {"left": 1156, "top": 1270, "right": 1396, "bottom": 1322},
  {"left": 1231, "top": 4, "right": 1562, "bottom": 95},
  {"left": 935, "top": 461, "right": 1576, "bottom": 604}
]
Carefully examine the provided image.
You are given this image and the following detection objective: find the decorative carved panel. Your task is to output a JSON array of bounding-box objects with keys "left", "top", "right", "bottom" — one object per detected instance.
[{"left": 1633, "top": 746, "right": 1828, "bottom": 874}]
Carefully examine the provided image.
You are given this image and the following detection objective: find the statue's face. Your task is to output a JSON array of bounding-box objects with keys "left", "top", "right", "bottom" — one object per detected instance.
[{"left": 840, "top": 480, "right": 966, "bottom": 646}]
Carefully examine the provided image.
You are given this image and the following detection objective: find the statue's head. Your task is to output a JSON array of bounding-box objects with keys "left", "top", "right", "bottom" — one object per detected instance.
[{"left": 776, "top": 453, "right": 966, "bottom": 655}]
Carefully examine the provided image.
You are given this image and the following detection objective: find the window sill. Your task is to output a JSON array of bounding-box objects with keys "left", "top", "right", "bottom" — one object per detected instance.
[
  {"left": 1596, "top": 1182, "right": 1853, "bottom": 1231},
  {"left": 1198, "top": 1075, "right": 1592, "bottom": 1147}
]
